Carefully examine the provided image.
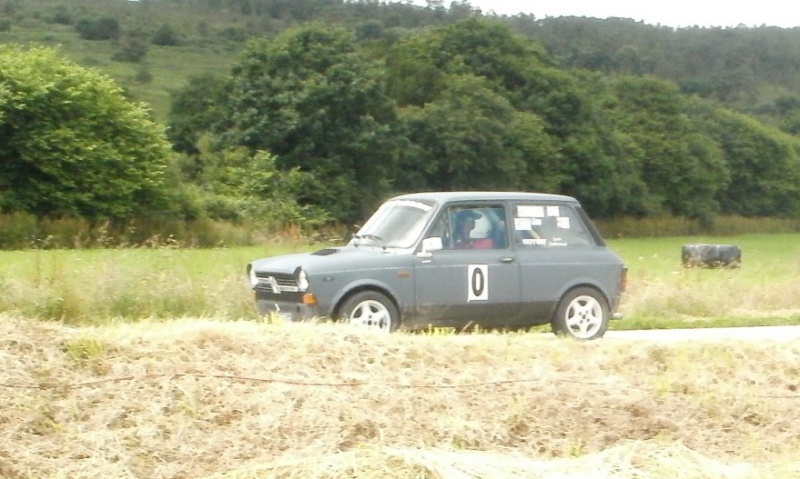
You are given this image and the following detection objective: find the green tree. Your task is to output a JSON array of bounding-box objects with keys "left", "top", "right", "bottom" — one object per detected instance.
[
  {"left": 0, "top": 46, "right": 175, "bottom": 221},
  {"left": 609, "top": 76, "right": 730, "bottom": 219},
  {"left": 152, "top": 23, "right": 181, "bottom": 46},
  {"left": 558, "top": 123, "right": 653, "bottom": 219},
  {"left": 189, "top": 141, "right": 329, "bottom": 226},
  {"left": 218, "top": 24, "right": 401, "bottom": 223},
  {"left": 710, "top": 110, "right": 800, "bottom": 217},
  {"left": 112, "top": 33, "right": 149, "bottom": 63},
  {"left": 48, "top": 5, "right": 73, "bottom": 25},
  {"left": 167, "top": 74, "right": 229, "bottom": 157},
  {"left": 74, "top": 16, "right": 120, "bottom": 41},
  {"left": 398, "top": 74, "right": 559, "bottom": 192},
  {"left": 385, "top": 18, "right": 548, "bottom": 107}
]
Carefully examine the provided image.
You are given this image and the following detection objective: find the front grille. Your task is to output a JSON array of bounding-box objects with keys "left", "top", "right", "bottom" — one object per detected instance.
[{"left": 254, "top": 272, "right": 300, "bottom": 293}]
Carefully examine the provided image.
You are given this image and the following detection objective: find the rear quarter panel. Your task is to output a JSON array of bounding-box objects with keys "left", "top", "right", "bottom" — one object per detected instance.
[{"left": 517, "top": 246, "right": 624, "bottom": 323}]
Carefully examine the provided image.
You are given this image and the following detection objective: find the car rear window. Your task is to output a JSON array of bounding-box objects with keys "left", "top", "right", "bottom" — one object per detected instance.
[{"left": 511, "top": 202, "right": 595, "bottom": 248}]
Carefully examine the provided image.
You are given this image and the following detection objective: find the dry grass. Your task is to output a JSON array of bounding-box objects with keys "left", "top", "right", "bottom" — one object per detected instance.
[
  {"left": 2, "top": 314, "right": 800, "bottom": 478},
  {"left": 619, "top": 266, "right": 800, "bottom": 321},
  {"left": 209, "top": 441, "right": 796, "bottom": 479}
]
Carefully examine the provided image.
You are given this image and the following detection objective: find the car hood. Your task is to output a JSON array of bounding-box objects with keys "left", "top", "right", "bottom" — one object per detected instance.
[{"left": 248, "top": 245, "right": 409, "bottom": 275}]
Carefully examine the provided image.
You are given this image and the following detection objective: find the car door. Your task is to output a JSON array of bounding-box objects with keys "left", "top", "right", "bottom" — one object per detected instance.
[{"left": 412, "top": 203, "right": 522, "bottom": 330}]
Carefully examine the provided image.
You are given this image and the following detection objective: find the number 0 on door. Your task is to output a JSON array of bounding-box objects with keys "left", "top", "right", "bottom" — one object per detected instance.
[{"left": 468, "top": 264, "right": 489, "bottom": 301}]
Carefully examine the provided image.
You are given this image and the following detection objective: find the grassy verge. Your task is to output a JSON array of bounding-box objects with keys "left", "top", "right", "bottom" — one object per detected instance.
[
  {"left": 611, "top": 233, "right": 800, "bottom": 330},
  {"left": 1, "top": 233, "right": 799, "bottom": 328},
  {"left": 0, "top": 245, "right": 300, "bottom": 324}
]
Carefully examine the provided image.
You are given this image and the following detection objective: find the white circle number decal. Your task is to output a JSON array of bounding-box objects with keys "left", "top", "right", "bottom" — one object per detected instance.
[{"left": 468, "top": 265, "right": 489, "bottom": 301}]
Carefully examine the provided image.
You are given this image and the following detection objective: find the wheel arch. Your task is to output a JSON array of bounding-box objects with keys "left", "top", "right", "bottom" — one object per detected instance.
[
  {"left": 550, "top": 282, "right": 611, "bottom": 321},
  {"left": 331, "top": 283, "right": 402, "bottom": 323}
]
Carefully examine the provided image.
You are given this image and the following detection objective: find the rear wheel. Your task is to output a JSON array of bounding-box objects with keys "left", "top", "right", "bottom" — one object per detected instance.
[
  {"left": 551, "top": 287, "right": 609, "bottom": 340},
  {"left": 338, "top": 291, "right": 399, "bottom": 333}
]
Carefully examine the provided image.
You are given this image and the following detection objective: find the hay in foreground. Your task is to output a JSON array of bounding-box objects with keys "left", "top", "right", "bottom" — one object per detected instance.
[
  {"left": 2, "top": 314, "right": 800, "bottom": 479},
  {"left": 211, "top": 441, "right": 791, "bottom": 479}
]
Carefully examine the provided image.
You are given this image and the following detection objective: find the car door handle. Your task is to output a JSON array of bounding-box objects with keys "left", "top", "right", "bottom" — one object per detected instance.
[{"left": 499, "top": 256, "right": 515, "bottom": 263}]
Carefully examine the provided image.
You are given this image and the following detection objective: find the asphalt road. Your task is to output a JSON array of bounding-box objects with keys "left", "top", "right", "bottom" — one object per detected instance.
[{"left": 605, "top": 325, "right": 800, "bottom": 342}]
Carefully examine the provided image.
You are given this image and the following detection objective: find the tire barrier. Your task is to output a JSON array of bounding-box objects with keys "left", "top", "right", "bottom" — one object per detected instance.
[{"left": 681, "top": 243, "right": 742, "bottom": 268}]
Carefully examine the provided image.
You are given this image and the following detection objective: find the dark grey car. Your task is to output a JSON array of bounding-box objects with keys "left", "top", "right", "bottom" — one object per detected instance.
[{"left": 246, "top": 192, "right": 627, "bottom": 339}]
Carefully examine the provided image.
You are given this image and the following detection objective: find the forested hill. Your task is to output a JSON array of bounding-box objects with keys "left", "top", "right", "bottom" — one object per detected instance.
[
  {"left": 3, "top": 0, "right": 800, "bottom": 130},
  {"left": 3, "top": 0, "right": 800, "bottom": 229},
  {"left": 519, "top": 17, "right": 800, "bottom": 131}
]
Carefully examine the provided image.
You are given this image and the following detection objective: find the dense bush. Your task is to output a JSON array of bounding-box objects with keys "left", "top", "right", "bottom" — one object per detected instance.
[
  {"left": 152, "top": 23, "right": 180, "bottom": 46},
  {"left": 47, "top": 4, "right": 72, "bottom": 24},
  {"left": 74, "top": 16, "right": 120, "bottom": 40},
  {"left": 134, "top": 65, "right": 153, "bottom": 83},
  {"left": 0, "top": 46, "right": 177, "bottom": 221},
  {"left": 112, "top": 35, "right": 148, "bottom": 62}
]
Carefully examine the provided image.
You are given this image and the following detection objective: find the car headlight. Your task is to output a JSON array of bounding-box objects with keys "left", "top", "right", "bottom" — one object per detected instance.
[
  {"left": 248, "top": 265, "right": 259, "bottom": 288},
  {"left": 296, "top": 267, "right": 309, "bottom": 291}
]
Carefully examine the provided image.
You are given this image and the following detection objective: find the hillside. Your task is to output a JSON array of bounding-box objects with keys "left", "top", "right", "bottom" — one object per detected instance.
[
  {"left": 2, "top": 314, "right": 799, "bottom": 478},
  {"left": 0, "top": 0, "right": 458, "bottom": 122},
  {"left": 0, "top": 0, "right": 244, "bottom": 121},
  {"left": 4, "top": 1, "right": 800, "bottom": 127}
]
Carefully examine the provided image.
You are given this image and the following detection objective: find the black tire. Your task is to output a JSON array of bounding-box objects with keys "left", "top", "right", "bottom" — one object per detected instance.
[
  {"left": 551, "top": 287, "right": 609, "bottom": 340},
  {"left": 337, "top": 291, "right": 399, "bottom": 333}
]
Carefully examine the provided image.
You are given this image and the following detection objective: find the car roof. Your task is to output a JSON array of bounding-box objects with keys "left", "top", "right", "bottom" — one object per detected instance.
[{"left": 389, "top": 191, "right": 579, "bottom": 204}]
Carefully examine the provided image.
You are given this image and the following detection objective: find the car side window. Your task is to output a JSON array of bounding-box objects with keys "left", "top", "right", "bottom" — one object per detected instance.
[
  {"left": 428, "top": 205, "right": 508, "bottom": 250},
  {"left": 512, "top": 203, "right": 593, "bottom": 248}
]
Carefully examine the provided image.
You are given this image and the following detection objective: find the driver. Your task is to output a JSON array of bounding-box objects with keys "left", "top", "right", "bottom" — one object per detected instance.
[{"left": 454, "top": 210, "right": 492, "bottom": 249}]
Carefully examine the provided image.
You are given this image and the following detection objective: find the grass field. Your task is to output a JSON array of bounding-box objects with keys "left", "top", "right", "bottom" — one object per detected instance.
[
  {"left": 612, "top": 233, "right": 800, "bottom": 328},
  {"left": 1, "top": 233, "right": 799, "bottom": 328}
]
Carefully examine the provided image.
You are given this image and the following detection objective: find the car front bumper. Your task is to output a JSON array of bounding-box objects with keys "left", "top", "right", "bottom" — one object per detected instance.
[{"left": 255, "top": 298, "right": 320, "bottom": 322}]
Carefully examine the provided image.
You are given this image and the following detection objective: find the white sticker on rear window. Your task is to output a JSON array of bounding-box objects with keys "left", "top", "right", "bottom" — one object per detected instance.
[
  {"left": 517, "top": 205, "right": 544, "bottom": 218},
  {"left": 514, "top": 217, "right": 532, "bottom": 230},
  {"left": 522, "top": 238, "right": 547, "bottom": 246}
]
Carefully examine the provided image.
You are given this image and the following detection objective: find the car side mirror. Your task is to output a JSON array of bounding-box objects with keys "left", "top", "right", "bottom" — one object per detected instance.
[{"left": 419, "top": 236, "right": 443, "bottom": 256}]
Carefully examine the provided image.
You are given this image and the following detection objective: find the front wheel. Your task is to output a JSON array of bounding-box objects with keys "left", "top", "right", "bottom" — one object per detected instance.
[
  {"left": 551, "top": 287, "right": 609, "bottom": 340},
  {"left": 337, "top": 291, "right": 399, "bottom": 333}
]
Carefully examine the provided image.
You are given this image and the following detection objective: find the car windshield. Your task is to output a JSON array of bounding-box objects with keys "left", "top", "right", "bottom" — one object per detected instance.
[{"left": 352, "top": 199, "right": 436, "bottom": 249}]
